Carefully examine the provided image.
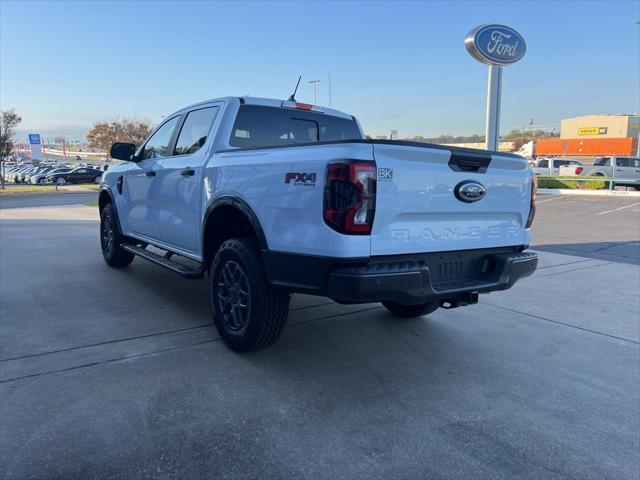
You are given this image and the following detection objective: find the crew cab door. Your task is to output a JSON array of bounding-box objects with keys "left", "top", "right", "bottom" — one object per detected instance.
[
  {"left": 120, "top": 115, "right": 181, "bottom": 241},
  {"left": 153, "top": 104, "right": 221, "bottom": 254},
  {"left": 631, "top": 157, "right": 640, "bottom": 184},
  {"left": 614, "top": 157, "right": 635, "bottom": 182},
  {"left": 69, "top": 168, "right": 88, "bottom": 183}
]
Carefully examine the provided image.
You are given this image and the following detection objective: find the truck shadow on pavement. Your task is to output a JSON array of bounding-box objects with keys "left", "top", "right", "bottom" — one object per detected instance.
[{"left": 533, "top": 241, "right": 640, "bottom": 265}]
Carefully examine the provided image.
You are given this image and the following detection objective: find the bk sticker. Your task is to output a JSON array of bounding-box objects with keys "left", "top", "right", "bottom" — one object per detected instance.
[{"left": 378, "top": 167, "right": 393, "bottom": 180}]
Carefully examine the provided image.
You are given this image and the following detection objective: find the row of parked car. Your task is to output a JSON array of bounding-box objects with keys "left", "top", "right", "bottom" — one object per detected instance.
[
  {"left": 3, "top": 163, "right": 107, "bottom": 185},
  {"left": 529, "top": 156, "right": 640, "bottom": 189}
]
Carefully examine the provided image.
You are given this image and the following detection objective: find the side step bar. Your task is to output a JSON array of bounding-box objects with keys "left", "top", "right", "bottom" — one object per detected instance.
[{"left": 121, "top": 244, "right": 204, "bottom": 279}]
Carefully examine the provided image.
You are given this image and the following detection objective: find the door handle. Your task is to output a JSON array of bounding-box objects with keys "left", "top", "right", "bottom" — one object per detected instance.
[
  {"left": 180, "top": 168, "right": 195, "bottom": 176},
  {"left": 145, "top": 171, "right": 156, "bottom": 177}
]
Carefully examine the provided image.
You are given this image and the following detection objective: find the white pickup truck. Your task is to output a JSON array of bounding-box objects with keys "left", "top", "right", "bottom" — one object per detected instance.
[
  {"left": 558, "top": 156, "right": 640, "bottom": 189},
  {"left": 531, "top": 157, "right": 583, "bottom": 176},
  {"left": 99, "top": 96, "right": 538, "bottom": 351}
]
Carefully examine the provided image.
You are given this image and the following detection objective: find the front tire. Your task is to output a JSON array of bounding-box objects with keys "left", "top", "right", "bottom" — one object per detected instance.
[
  {"left": 209, "top": 238, "right": 290, "bottom": 352},
  {"left": 382, "top": 300, "right": 439, "bottom": 318},
  {"left": 100, "top": 203, "right": 134, "bottom": 268}
]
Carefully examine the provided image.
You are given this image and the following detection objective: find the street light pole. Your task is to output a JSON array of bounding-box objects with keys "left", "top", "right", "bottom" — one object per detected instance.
[
  {"left": 309, "top": 80, "right": 321, "bottom": 105},
  {"left": 636, "top": 21, "right": 640, "bottom": 157}
]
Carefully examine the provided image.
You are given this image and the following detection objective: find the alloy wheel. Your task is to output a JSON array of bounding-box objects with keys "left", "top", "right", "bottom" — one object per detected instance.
[{"left": 216, "top": 260, "right": 250, "bottom": 331}]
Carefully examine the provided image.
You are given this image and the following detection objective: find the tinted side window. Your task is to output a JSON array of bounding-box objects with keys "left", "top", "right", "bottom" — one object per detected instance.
[
  {"left": 229, "top": 105, "right": 363, "bottom": 148},
  {"left": 594, "top": 157, "right": 610, "bottom": 166},
  {"left": 142, "top": 116, "right": 180, "bottom": 160},
  {"left": 538, "top": 160, "right": 548, "bottom": 168},
  {"left": 616, "top": 157, "right": 630, "bottom": 167},
  {"left": 173, "top": 107, "right": 219, "bottom": 156},
  {"left": 631, "top": 158, "right": 640, "bottom": 168}
]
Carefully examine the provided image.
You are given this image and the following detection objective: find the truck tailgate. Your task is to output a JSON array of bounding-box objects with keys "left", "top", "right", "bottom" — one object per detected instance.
[{"left": 371, "top": 142, "right": 532, "bottom": 256}]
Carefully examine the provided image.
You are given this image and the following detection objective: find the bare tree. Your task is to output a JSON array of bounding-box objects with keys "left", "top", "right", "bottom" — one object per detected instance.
[
  {"left": 86, "top": 117, "right": 153, "bottom": 155},
  {"left": 0, "top": 109, "right": 22, "bottom": 189}
]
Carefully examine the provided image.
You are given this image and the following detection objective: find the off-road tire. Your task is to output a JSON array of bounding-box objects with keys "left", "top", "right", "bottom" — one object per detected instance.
[
  {"left": 100, "top": 203, "right": 134, "bottom": 268},
  {"left": 209, "top": 238, "right": 290, "bottom": 352},
  {"left": 382, "top": 300, "right": 439, "bottom": 318}
]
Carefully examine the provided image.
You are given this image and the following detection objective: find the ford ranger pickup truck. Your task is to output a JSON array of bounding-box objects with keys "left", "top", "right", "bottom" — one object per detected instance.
[{"left": 99, "top": 96, "right": 538, "bottom": 351}]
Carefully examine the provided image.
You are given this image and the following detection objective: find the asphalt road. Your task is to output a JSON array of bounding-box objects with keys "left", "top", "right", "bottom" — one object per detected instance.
[{"left": 1, "top": 194, "right": 638, "bottom": 479}]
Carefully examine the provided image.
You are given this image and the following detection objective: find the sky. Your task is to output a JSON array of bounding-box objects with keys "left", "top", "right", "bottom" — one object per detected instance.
[{"left": 1, "top": 0, "right": 638, "bottom": 140}]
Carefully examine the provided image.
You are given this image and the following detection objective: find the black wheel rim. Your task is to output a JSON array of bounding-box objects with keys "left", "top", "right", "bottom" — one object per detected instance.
[
  {"left": 216, "top": 260, "right": 250, "bottom": 332},
  {"left": 101, "top": 214, "right": 114, "bottom": 257}
]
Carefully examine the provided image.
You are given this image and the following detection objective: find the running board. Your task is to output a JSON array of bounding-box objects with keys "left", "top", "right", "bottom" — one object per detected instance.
[{"left": 121, "top": 244, "right": 204, "bottom": 279}]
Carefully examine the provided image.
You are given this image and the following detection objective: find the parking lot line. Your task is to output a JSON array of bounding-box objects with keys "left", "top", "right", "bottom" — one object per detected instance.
[
  {"left": 482, "top": 302, "right": 639, "bottom": 345},
  {"left": 597, "top": 202, "right": 640, "bottom": 215},
  {"left": 537, "top": 196, "right": 567, "bottom": 204}
]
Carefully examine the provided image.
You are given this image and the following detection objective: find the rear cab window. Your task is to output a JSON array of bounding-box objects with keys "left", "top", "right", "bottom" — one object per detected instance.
[
  {"left": 594, "top": 157, "right": 611, "bottom": 166},
  {"left": 174, "top": 106, "right": 219, "bottom": 156},
  {"left": 229, "top": 105, "right": 363, "bottom": 148}
]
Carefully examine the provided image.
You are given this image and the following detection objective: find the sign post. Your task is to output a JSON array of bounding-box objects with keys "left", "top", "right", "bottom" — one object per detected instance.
[
  {"left": 28, "top": 134, "right": 42, "bottom": 161},
  {"left": 465, "top": 24, "right": 526, "bottom": 151}
]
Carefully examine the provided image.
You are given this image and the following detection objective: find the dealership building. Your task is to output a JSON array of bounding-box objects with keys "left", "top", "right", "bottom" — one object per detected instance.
[{"left": 560, "top": 114, "right": 640, "bottom": 139}]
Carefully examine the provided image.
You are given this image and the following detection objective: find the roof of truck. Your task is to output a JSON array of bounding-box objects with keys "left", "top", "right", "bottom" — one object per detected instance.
[{"left": 176, "top": 96, "right": 355, "bottom": 120}]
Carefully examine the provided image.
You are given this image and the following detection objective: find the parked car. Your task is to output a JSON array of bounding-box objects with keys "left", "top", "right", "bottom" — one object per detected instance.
[
  {"left": 22, "top": 167, "right": 53, "bottom": 183},
  {"left": 45, "top": 167, "right": 103, "bottom": 185},
  {"left": 30, "top": 167, "right": 71, "bottom": 185},
  {"left": 15, "top": 166, "right": 38, "bottom": 182},
  {"left": 558, "top": 156, "right": 640, "bottom": 189},
  {"left": 99, "top": 96, "right": 538, "bottom": 352},
  {"left": 14, "top": 167, "right": 39, "bottom": 183},
  {"left": 531, "top": 157, "right": 583, "bottom": 176}
]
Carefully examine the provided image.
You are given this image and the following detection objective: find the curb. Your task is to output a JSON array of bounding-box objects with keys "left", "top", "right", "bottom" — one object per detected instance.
[{"left": 538, "top": 188, "right": 640, "bottom": 197}]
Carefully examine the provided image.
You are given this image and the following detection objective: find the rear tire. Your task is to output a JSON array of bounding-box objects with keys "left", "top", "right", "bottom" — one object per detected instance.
[
  {"left": 100, "top": 203, "right": 134, "bottom": 268},
  {"left": 56, "top": 177, "right": 66, "bottom": 186},
  {"left": 382, "top": 300, "right": 439, "bottom": 318},
  {"left": 209, "top": 238, "right": 290, "bottom": 352}
]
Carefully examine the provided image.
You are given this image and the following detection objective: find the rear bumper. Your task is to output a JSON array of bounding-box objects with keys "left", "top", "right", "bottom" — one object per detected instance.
[
  {"left": 264, "top": 247, "right": 538, "bottom": 305},
  {"left": 327, "top": 250, "right": 538, "bottom": 305}
]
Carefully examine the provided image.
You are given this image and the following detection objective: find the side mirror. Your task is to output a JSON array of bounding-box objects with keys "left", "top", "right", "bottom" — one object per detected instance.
[{"left": 110, "top": 142, "right": 137, "bottom": 162}]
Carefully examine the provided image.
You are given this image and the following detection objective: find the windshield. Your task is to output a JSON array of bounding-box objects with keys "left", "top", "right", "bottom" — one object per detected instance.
[{"left": 229, "top": 105, "right": 363, "bottom": 148}]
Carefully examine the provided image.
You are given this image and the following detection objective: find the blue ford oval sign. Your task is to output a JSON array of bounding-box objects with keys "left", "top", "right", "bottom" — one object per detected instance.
[
  {"left": 465, "top": 24, "right": 526, "bottom": 66},
  {"left": 454, "top": 181, "right": 486, "bottom": 203}
]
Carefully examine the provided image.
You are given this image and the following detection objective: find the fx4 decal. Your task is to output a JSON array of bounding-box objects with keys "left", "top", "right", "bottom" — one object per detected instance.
[{"left": 285, "top": 172, "right": 317, "bottom": 186}]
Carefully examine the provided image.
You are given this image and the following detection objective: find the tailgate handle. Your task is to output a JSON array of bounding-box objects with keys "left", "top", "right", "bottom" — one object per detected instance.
[{"left": 448, "top": 153, "right": 491, "bottom": 173}]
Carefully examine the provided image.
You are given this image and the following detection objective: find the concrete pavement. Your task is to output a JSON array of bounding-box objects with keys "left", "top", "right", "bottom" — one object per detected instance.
[{"left": 0, "top": 194, "right": 638, "bottom": 479}]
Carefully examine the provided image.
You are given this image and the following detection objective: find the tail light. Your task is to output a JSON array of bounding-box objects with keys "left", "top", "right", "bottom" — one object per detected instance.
[
  {"left": 324, "top": 162, "right": 376, "bottom": 234},
  {"left": 526, "top": 173, "right": 537, "bottom": 228},
  {"left": 575, "top": 167, "right": 583, "bottom": 174}
]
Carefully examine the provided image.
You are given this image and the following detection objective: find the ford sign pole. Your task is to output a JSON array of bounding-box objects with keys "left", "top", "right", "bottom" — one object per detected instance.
[
  {"left": 465, "top": 25, "right": 526, "bottom": 151},
  {"left": 485, "top": 65, "right": 503, "bottom": 151}
]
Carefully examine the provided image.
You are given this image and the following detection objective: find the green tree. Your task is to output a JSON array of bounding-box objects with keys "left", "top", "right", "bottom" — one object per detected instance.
[{"left": 0, "top": 109, "right": 22, "bottom": 189}]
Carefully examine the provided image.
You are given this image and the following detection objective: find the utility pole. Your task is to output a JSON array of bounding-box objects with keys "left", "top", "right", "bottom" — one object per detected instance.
[
  {"left": 636, "top": 21, "right": 640, "bottom": 156},
  {"left": 309, "top": 80, "right": 321, "bottom": 105}
]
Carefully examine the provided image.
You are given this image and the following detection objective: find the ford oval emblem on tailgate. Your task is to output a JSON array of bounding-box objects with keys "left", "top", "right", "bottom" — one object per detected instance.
[{"left": 454, "top": 181, "right": 486, "bottom": 203}]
